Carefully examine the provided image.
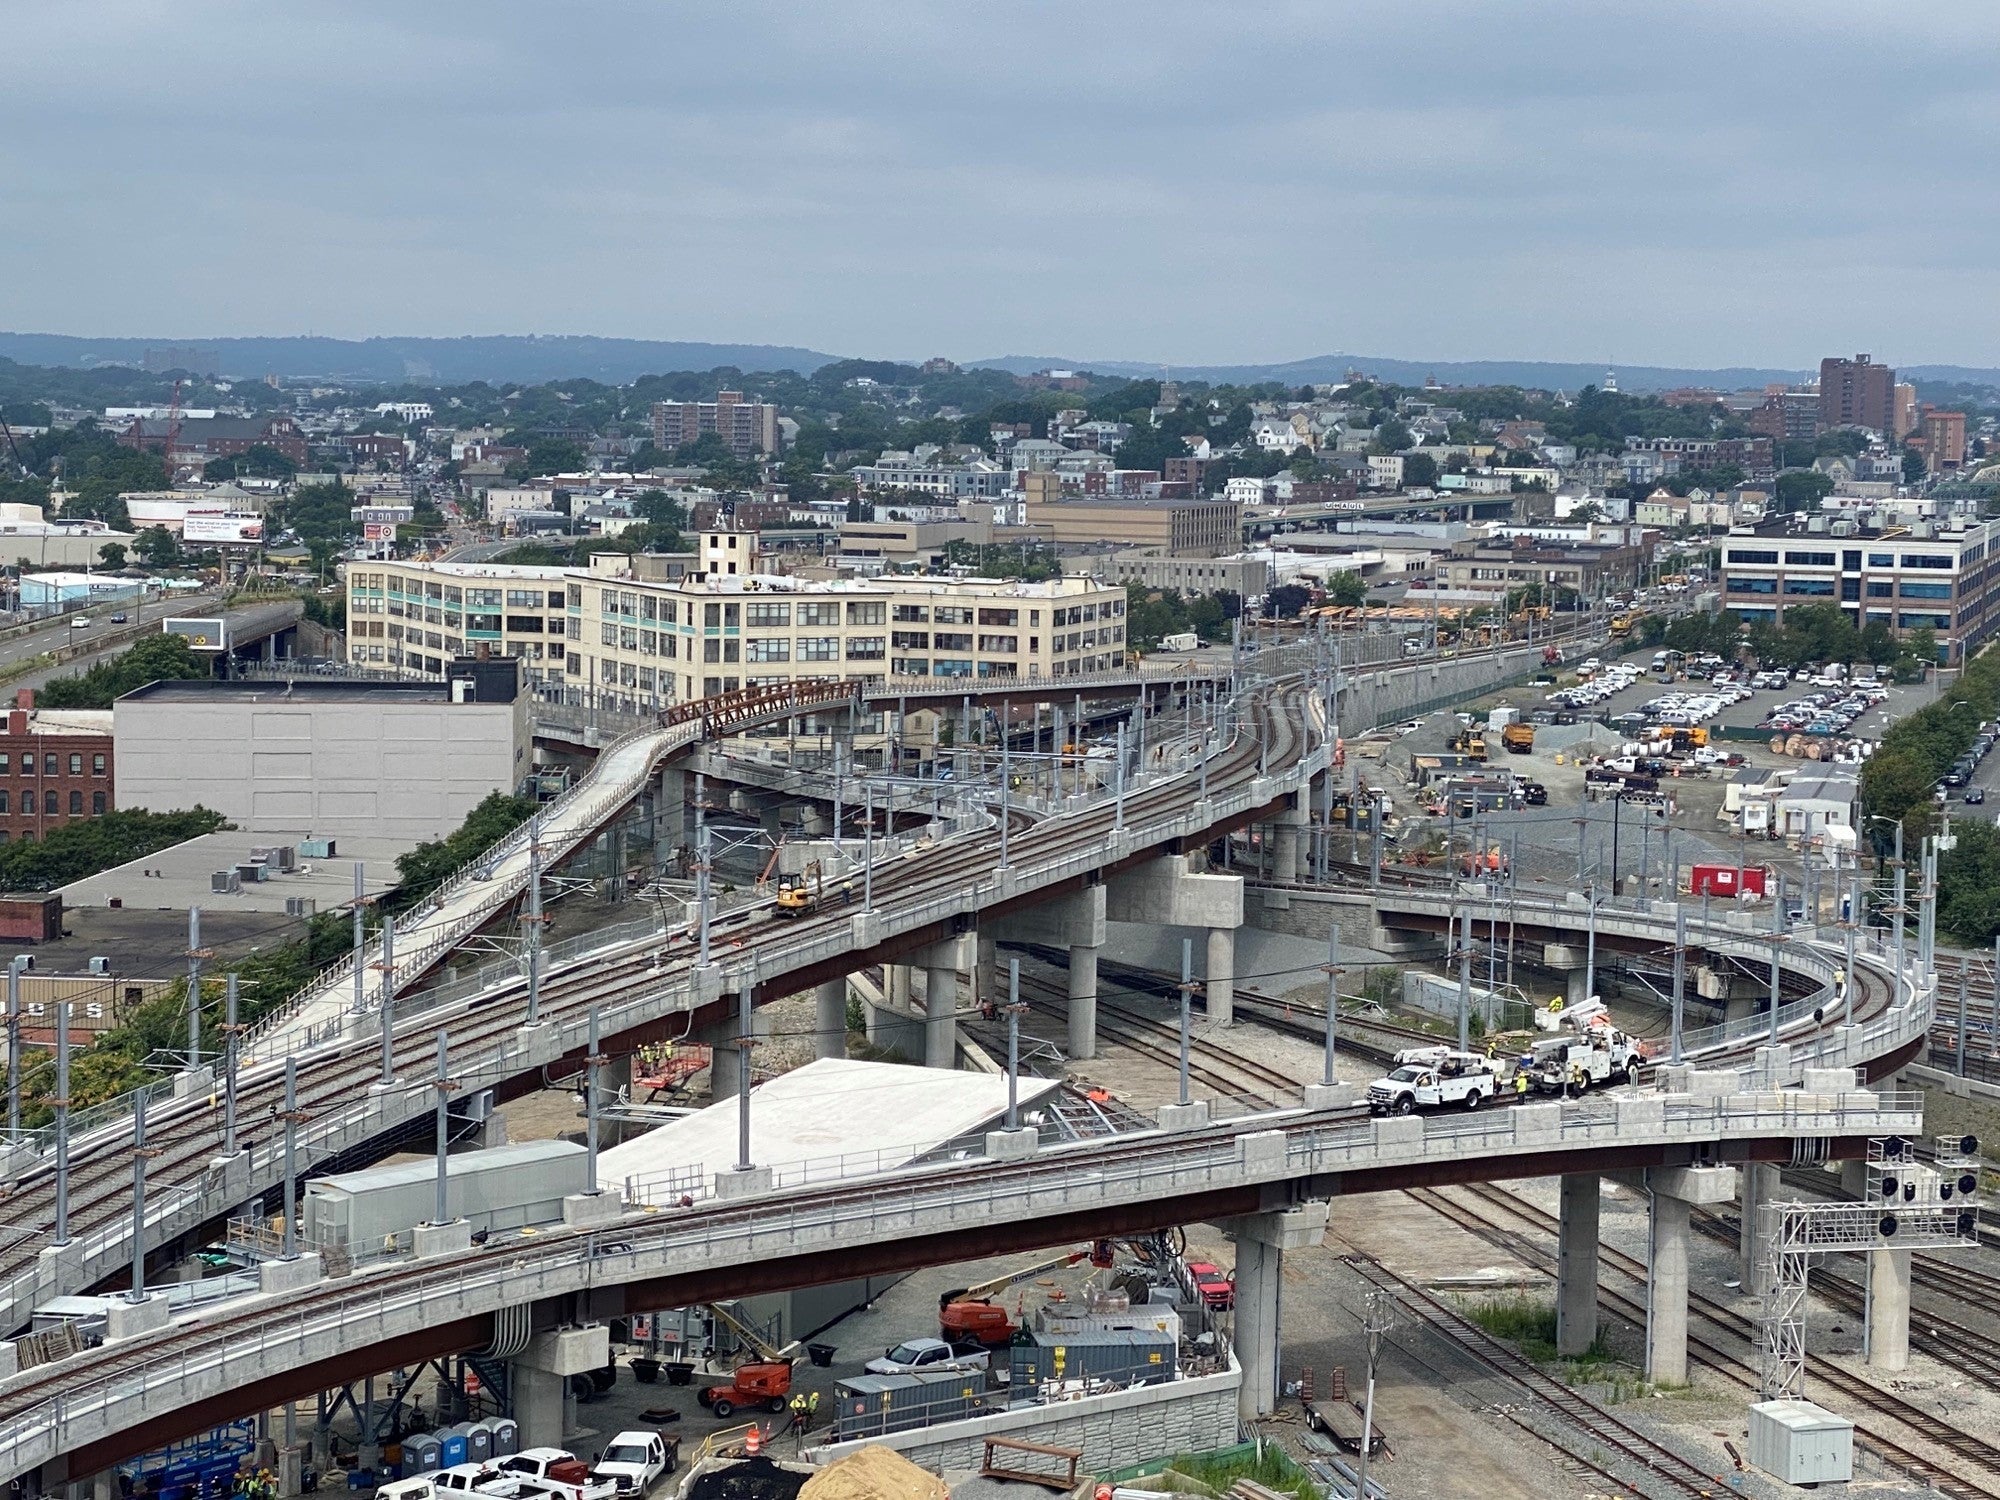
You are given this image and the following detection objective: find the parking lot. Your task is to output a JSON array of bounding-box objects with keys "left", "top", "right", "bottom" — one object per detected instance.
[{"left": 1528, "top": 659, "right": 1940, "bottom": 743}]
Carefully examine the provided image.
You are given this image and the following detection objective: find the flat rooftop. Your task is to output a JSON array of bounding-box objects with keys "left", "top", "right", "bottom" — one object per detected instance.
[
  {"left": 118, "top": 679, "right": 484, "bottom": 706},
  {"left": 60, "top": 830, "right": 414, "bottom": 914},
  {"left": 600, "top": 1057, "right": 1063, "bottom": 1192}
]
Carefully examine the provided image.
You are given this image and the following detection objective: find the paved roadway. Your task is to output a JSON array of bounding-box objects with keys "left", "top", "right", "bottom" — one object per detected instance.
[
  {"left": 0, "top": 591, "right": 222, "bottom": 677},
  {"left": 6, "top": 595, "right": 294, "bottom": 692}
]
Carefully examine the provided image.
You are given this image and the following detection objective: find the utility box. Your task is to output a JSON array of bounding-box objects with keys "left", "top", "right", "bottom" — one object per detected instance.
[
  {"left": 211, "top": 871, "right": 242, "bottom": 895},
  {"left": 1747, "top": 1399, "right": 1853, "bottom": 1485},
  {"left": 299, "top": 838, "right": 337, "bottom": 859},
  {"left": 0, "top": 894, "right": 61, "bottom": 945}
]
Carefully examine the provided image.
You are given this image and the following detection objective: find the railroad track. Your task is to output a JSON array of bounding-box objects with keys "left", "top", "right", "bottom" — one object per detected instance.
[
  {"left": 1007, "top": 969, "right": 1306, "bottom": 1104},
  {"left": 0, "top": 680, "right": 1307, "bottom": 1323},
  {"left": 1342, "top": 1252, "right": 1725, "bottom": 1500},
  {"left": 1407, "top": 1182, "right": 2000, "bottom": 1497}
]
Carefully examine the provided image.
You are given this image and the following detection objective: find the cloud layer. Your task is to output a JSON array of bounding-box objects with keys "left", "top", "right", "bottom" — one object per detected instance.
[{"left": 3, "top": 2, "right": 1992, "bottom": 368}]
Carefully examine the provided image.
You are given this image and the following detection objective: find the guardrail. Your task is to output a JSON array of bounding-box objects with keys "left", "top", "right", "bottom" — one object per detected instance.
[{"left": 0, "top": 1085, "right": 1923, "bottom": 1484}]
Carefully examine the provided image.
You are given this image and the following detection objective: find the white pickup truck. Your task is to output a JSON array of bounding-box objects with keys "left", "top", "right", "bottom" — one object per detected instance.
[
  {"left": 590, "top": 1432, "right": 678, "bottom": 1497},
  {"left": 1366, "top": 1052, "right": 1502, "bottom": 1114},
  {"left": 430, "top": 1463, "right": 618, "bottom": 1500}
]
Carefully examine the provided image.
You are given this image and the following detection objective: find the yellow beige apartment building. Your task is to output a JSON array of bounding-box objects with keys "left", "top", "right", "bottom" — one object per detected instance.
[{"left": 345, "top": 535, "right": 1130, "bottom": 712}]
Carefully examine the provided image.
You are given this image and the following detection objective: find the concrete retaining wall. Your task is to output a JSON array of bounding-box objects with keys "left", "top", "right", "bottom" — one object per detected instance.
[
  {"left": 1334, "top": 642, "right": 1582, "bottom": 736},
  {"left": 806, "top": 1366, "right": 1241, "bottom": 1475}
]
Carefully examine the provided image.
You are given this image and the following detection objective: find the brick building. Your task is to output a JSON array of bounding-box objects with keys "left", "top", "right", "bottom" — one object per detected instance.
[
  {"left": 120, "top": 414, "right": 309, "bottom": 466},
  {"left": 1818, "top": 355, "right": 1896, "bottom": 435},
  {"left": 650, "top": 392, "right": 780, "bottom": 458},
  {"left": 0, "top": 690, "right": 114, "bottom": 845}
]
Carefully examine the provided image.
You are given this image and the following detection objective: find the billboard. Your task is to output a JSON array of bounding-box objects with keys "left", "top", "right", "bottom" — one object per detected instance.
[
  {"left": 164, "top": 616, "right": 230, "bottom": 651},
  {"left": 182, "top": 513, "right": 265, "bottom": 545},
  {"left": 363, "top": 523, "right": 397, "bottom": 542}
]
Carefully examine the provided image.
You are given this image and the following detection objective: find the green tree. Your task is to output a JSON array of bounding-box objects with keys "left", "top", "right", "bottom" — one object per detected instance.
[
  {"left": 1369, "top": 419, "right": 1413, "bottom": 455},
  {"left": 1773, "top": 470, "right": 1835, "bottom": 513},
  {"left": 38, "top": 634, "right": 209, "bottom": 709},
  {"left": 526, "top": 438, "right": 586, "bottom": 475},
  {"left": 1402, "top": 452, "right": 1439, "bottom": 488},
  {"left": 1325, "top": 571, "right": 1368, "bottom": 608},
  {"left": 1902, "top": 448, "right": 1928, "bottom": 485},
  {"left": 393, "top": 791, "right": 540, "bottom": 908},
  {"left": 1905, "top": 625, "right": 1939, "bottom": 666},
  {"left": 1264, "top": 583, "right": 1312, "bottom": 619},
  {"left": 97, "top": 542, "right": 127, "bottom": 569},
  {"left": 277, "top": 481, "right": 356, "bottom": 549},
  {"left": 0, "top": 807, "right": 229, "bottom": 891},
  {"left": 1858, "top": 617, "right": 1899, "bottom": 665},
  {"left": 135, "top": 526, "right": 180, "bottom": 569},
  {"left": 633, "top": 489, "right": 687, "bottom": 529}
]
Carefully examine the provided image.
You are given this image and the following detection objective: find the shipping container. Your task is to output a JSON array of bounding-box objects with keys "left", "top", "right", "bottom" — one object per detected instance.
[
  {"left": 1689, "top": 863, "right": 1768, "bottom": 898},
  {"left": 304, "top": 1140, "right": 586, "bottom": 1250},
  {"left": 831, "top": 1368, "right": 983, "bottom": 1439},
  {"left": 1008, "top": 1329, "right": 1177, "bottom": 1395}
]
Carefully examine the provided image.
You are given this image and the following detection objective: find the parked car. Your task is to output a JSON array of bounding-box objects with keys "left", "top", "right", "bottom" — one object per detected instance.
[{"left": 1968, "top": 788, "right": 1987, "bottom": 805}]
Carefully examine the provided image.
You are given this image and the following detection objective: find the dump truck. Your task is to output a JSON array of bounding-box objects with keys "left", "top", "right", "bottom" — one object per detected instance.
[{"left": 1500, "top": 723, "right": 1535, "bottom": 754}]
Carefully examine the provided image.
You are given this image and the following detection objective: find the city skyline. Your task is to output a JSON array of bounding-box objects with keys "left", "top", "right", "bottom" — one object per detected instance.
[{"left": 5, "top": 3, "right": 2000, "bottom": 369}]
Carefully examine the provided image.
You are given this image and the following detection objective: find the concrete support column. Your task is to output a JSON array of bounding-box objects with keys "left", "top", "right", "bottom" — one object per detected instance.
[
  {"left": 813, "top": 979, "right": 847, "bottom": 1061},
  {"left": 976, "top": 935, "right": 999, "bottom": 1013},
  {"left": 510, "top": 1364, "right": 567, "bottom": 1450},
  {"left": 1222, "top": 1201, "right": 1328, "bottom": 1423},
  {"left": 1231, "top": 1236, "right": 1281, "bottom": 1419},
  {"left": 886, "top": 964, "right": 911, "bottom": 1010},
  {"left": 1556, "top": 1174, "right": 1600, "bottom": 1357},
  {"left": 1205, "top": 926, "right": 1235, "bottom": 1027},
  {"left": 1868, "top": 1248, "right": 1911, "bottom": 1371},
  {"left": 1067, "top": 945, "right": 1100, "bottom": 1061},
  {"left": 657, "top": 766, "right": 688, "bottom": 870},
  {"left": 1643, "top": 1164, "right": 1734, "bottom": 1386},
  {"left": 1646, "top": 1190, "right": 1691, "bottom": 1386},
  {"left": 1739, "top": 1162, "right": 1778, "bottom": 1297},
  {"left": 1272, "top": 819, "right": 1301, "bottom": 884},
  {"left": 922, "top": 966, "right": 958, "bottom": 1069}
]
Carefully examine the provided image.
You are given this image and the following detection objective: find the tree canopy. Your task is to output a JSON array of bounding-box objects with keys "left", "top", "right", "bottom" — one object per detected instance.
[
  {"left": 0, "top": 806, "right": 227, "bottom": 891},
  {"left": 38, "top": 634, "right": 209, "bottom": 709}
]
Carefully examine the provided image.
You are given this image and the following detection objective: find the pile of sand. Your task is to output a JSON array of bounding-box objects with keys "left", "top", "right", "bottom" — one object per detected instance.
[{"left": 799, "top": 1446, "right": 950, "bottom": 1500}]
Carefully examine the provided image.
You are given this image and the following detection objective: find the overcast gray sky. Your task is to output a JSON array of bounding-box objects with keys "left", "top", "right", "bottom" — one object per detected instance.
[{"left": 3, "top": 2, "right": 1993, "bottom": 369}]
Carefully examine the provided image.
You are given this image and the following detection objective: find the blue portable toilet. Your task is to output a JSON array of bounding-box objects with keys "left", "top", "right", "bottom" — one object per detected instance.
[{"left": 439, "top": 1428, "right": 470, "bottom": 1469}]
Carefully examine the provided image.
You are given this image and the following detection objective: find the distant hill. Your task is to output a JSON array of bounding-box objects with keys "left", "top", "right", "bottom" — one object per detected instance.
[
  {"left": 967, "top": 352, "right": 1825, "bottom": 393},
  {"left": 0, "top": 332, "right": 843, "bottom": 384}
]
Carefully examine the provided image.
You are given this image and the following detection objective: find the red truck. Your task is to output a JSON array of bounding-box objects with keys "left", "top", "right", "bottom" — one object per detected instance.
[{"left": 1689, "top": 863, "right": 1768, "bottom": 898}]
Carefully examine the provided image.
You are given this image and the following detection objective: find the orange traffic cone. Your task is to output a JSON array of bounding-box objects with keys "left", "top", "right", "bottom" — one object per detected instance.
[{"left": 745, "top": 1426, "right": 762, "bottom": 1457}]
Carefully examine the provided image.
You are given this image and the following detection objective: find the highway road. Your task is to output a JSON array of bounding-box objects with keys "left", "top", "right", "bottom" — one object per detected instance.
[{"left": 0, "top": 589, "right": 227, "bottom": 688}]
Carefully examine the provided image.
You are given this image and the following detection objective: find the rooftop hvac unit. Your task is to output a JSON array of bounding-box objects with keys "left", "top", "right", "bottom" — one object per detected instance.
[
  {"left": 1831, "top": 520, "right": 1857, "bottom": 536},
  {"left": 284, "top": 896, "right": 317, "bottom": 917},
  {"left": 87, "top": 956, "right": 110, "bottom": 976},
  {"left": 267, "top": 845, "right": 297, "bottom": 872},
  {"left": 299, "top": 838, "right": 336, "bottom": 859},
  {"left": 211, "top": 871, "right": 242, "bottom": 895},
  {"left": 235, "top": 863, "right": 270, "bottom": 884},
  {"left": 1807, "top": 515, "right": 1828, "bottom": 533}
]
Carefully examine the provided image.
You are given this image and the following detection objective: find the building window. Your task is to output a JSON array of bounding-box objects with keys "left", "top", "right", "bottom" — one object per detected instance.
[
  {"left": 1867, "top": 581, "right": 1894, "bottom": 598},
  {"left": 1867, "top": 553, "right": 1894, "bottom": 567},
  {"left": 91, "top": 791, "right": 105, "bottom": 815},
  {"left": 43, "top": 791, "right": 56, "bottom": 815},
  {"left": 799, "top": 601, "right": 839, "bottom": 626},
  {"left": 933, "top": 632, "right": 972, "bottom": 651},
  {"left": 891, "top": 631, "right": 930, "bottom": 650},
  {"left": 890, "top": 658, "right": 931, "bottom": 676},
  {"left": 1897, "top": 612, "right": 1951, "bottom": 630},
  {"left": 800, "top": 637, "right": 838, "bottom": 662},
  {"left": 42, "top": 754, "right": 54, "bottom": 775},
  {"left": 0, "top": 791, "right": 9, "bottom": 813},
  {"left": 746, "top": 639, "right": 790, "bottom": 663},
  {"left": 745, "top": 602, "right": 791, "bottom": 628},
  {"left": 1728, "top": 550, "right": 1780, "bottom": 565},
  {"left": 1900, "top": 582, "right": 1953, "bottom": 600},
  {"left": 977, "top": 635, "right": 1018, "bottom": 653},
  {"left": 846, "top": 602, "right": 886, "bottom": 625},
  {"left": 1902, "top": 554, "right": 1954, "bottom": 569},
  {"left": 67, "top": 754, "right": 80, "bottom": 775},
  {"left": 1783, "top": 551, "right": 1836, "bottom": 567},
  {"left": 893, "top": 605, "right": 930, "bottom": 623},
  {"left": 1783, "top": 579, "right": 1835, "bottom": 596},
  {"left": 67, "top": 791, "right": 81, "bottom": 815},
  {"left": 846, "top": 637, "right": 885, "bottom": 660}
]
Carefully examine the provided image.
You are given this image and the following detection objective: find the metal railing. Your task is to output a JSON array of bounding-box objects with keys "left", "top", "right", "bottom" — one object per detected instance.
[{"left": 0, "top": 1087, "right": 1923, "bottom": 1484}]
